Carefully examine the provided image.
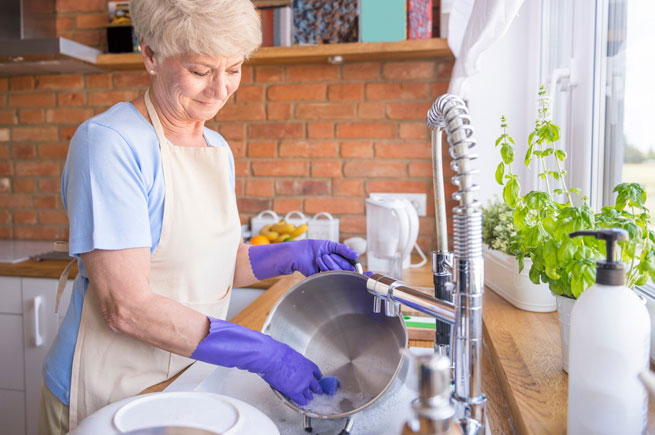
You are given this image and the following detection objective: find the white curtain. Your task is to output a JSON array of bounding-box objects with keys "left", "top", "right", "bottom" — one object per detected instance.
[{"left": 447, "top": 0, "right": 526, "bottom": 98}]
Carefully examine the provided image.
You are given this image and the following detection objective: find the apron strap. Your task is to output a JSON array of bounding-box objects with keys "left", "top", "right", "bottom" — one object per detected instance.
[
  {"left": 54, "top": 241, "right": 75, "bottom": 313},
  {"left": 144, "top": 89, "right": 168, "bottom": 145},
  {"left": 56, "top": 260, "right": 75, "bottom": 313}
]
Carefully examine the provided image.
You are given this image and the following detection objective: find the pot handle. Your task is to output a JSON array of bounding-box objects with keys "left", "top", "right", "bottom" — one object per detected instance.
[
  {"left": 336, "top": 255, "right": 364, "bottom": 275},
  {"left": 338, "top": 416, "right": 354, "bottom": 435}
]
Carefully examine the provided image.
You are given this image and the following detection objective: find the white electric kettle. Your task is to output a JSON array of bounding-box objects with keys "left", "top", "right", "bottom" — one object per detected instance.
[{"left": 365, "top": 196, "right": 427, "bottom": 279}]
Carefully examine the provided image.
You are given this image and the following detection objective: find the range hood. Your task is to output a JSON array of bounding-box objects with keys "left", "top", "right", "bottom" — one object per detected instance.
[{"left": 0, "top": 0, "right": 103, "bottom": 75}]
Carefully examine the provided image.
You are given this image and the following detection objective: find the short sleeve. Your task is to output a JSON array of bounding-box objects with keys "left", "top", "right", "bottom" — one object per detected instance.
[{"left": 63, "top": 122, "right": 152, "bottom": 256}]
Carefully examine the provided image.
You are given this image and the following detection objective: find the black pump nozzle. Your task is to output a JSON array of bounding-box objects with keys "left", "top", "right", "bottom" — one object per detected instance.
[{"left": 570, "top": 229, "right": 629, "bottom": 286}]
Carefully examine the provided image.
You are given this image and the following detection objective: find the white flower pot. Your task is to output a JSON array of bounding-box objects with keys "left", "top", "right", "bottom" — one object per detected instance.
[
  {"left": 554, "top": 294, "right": 576, "bottom": 373},
  {"left": 483, "top": 246, "right": 557, "bottom": 312}
]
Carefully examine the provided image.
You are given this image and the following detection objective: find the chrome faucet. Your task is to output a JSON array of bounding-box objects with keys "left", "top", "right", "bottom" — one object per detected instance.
[{"left": 367, "top": 94, "right": 487, "bottom": 434}]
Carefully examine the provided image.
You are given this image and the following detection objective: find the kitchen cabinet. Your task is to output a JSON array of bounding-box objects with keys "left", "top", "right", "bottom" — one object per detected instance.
[{"left": 0, "top": 276, "right": 73, "bottom": 435}]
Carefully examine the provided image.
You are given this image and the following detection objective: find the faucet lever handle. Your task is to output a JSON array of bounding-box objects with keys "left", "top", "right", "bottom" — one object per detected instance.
[
  {"left": 373, "top": 296, "right": 383, "bottom": 314},
  {"left": 385, "top": 299, "right": 401, "bottom": 317}
]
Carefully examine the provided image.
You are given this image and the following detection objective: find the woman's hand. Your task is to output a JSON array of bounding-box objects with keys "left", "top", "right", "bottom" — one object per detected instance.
[
  {"left": 248, "top": 239, "right": 359, "bottom": 281},
  {"left": 191, "top": 317, "right": 323, "bottom": 405}
]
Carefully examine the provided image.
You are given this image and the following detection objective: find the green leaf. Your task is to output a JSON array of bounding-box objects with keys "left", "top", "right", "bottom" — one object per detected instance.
[
  {"left": 513, "top": 205, "right": 529, "bottom": 230},
  {"left": 524, "top": 225, "right": 545, "bottom": 248},
  {"left": 570, "top": 259, "right": 596, "bottom": 298},
  {"left": 501, "top": 143, "right": 515, "bottom": 164},
  {"left": 614, "top": 183, "right": 647, "bottom": 210},
  {"left": 518, "top": 256, "right": 525, "bottom": 273},
  {"left": 524, "top": 191, "right": 551, "bottom": 210},
  {"left": 555, "top": 149, "right": 567, "bottom": 161},
  {"left": 524, "top": 145, "right": 534, "bottom": 166},
  {"left": 543, "top": 123, "right": 561, "bottom": 142},
  {"left": 558, "top": 240, "right": 577, "bottom": 263},
  {"left": 495, "top": 162, "right": 505, "bottom": 185},
  {"left": 640, "top": 251, "right": 655, "bottom": 274},
  {"left": 503, "top": 178, "right": 521, "bottom": 208},
  {"left": 542, "top": 148, "right": 554, "bottom": 157},
  {"left": 529, "top": 264, "right": 542, "bottom": 284},
  {"left": 495, "top": 136, "right": 503, "bottom": 147}
]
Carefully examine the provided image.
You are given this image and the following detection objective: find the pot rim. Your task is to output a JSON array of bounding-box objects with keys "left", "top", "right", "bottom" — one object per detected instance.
[{"left": 261, "top": 270, "right": 409, "bottom": 420}]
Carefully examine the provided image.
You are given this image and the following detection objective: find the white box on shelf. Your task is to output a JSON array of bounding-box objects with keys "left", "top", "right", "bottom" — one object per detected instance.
[
  {"left": 307, "top": 212, "right": 339, "bottom": 242},
  {"left": 250, "top": 210, "right": 280, "bottom": 238}
]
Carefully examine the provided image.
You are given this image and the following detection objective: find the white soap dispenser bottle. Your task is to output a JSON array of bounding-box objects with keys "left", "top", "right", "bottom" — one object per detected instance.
[{"left": 567, "top": 229, "right": 650, "bottom": 434}]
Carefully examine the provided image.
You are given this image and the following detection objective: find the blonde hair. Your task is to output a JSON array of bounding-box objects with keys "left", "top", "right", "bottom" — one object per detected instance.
[{"left": 130, "top": 0, "right": 262, "bottom": 60}]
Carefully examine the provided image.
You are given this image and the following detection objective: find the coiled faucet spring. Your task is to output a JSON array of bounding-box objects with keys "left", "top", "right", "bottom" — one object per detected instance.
[{"left": 427, "top": 95, "right": 481, "bottom": 260}]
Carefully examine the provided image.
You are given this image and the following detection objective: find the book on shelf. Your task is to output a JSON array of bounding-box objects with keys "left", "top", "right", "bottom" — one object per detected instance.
[
  {"left": 274, "top": 6, "right": 293, "bottom": 46},
  {"left": 292, "top": 0, "right": 358, "bottom": 45},
  {"left": 257, "top": 4, "right": 293, "bottom": 47},
  {"left": 408, "top": 0, "right": 432, "bottom": 40},
  {"left": 360, "top": 0, "right": 407, "bottom": 43}
]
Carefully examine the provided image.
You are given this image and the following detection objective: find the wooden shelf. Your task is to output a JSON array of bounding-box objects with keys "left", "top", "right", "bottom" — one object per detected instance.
[{"left": 95, "top": 38, "right": 452, "bottom": 70}]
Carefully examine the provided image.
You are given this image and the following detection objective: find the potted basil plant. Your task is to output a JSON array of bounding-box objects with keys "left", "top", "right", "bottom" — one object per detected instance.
[
  {"left": 482, "top": 198, "right": 556, "bottom": 312},
  {"left": 492, "top": 86, "right": 655, "bottom": 371}
]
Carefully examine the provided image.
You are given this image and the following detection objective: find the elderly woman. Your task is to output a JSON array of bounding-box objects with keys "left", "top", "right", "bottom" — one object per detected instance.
[{"left": 38, "top": 0, "right": 359, "bottom": 433}]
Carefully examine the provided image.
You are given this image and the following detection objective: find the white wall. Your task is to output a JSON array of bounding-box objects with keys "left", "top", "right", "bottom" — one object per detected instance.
[{"left": 460, "top": 1, "right": 543, "bottom": 205}]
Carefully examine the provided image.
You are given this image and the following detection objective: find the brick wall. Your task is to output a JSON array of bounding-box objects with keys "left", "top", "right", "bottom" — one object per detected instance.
[
  {"left": 0, "top": 60, "right": 455, "bottom": 250},
  {"left": 0, "top": 2, "right": 456, "bottom": 251},
  {"left": 55, "top": 0, "right": 109, "bottom": 50}
]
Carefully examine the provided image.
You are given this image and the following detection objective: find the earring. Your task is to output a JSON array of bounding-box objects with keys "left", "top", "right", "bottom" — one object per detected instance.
[{"left": 149, "top": 69, "right": 156, "bottom": 75}]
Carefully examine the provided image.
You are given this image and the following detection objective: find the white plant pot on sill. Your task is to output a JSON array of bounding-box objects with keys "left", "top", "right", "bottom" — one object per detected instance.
[
  {"left": 553, "top": 294, "right": 576, "bottom": 373},
  {"left": 482, "top": 246, "right": 557, "bottom": 312}
]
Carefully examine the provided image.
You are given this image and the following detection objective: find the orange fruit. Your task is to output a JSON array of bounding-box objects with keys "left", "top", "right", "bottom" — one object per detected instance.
[{"left": 250, "top": 235, "right": 271, "bottom": 245}]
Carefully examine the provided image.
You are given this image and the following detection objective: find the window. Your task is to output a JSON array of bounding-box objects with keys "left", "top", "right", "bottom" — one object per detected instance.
[
  {"left": 542, "top": 0, "right": 655, "bottom": 214},
  {"left": 549, "top": 0, "right": 655, "bottom": 294},
  {"left": 604, "top": 1, "right": 655, "bottom": 215}
]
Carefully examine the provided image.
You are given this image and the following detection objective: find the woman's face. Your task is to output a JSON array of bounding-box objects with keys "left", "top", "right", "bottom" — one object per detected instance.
[{"left": 155, "top": 52, "right": 244, "bottom": 122}]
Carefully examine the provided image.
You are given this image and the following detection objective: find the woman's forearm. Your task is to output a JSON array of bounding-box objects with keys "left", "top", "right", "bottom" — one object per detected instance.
[
  {"left": 108, "top": 292, "right": 210, "bottom": 357},
  {"left": 232, "top": 240, "right": 258, "bottom": 288},
  {"left": 82, "top": 247, "right": 210, "bottom": 357}
]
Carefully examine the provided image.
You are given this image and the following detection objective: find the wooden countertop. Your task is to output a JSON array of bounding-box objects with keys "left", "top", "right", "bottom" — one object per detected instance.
[
  {"left": 0, "top": 259, "right": 275, "bottom": 289},
  {"left": 484, "top": 284, "right": 655, "bottom": 434},
  {"left": 0, "top": 259, "right": 78, "bottom": 279}
]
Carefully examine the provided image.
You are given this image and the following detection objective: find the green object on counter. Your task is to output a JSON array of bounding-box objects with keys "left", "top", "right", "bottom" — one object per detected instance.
[{"left": 403, "top": 315, "right": 436, "bottom": 330}]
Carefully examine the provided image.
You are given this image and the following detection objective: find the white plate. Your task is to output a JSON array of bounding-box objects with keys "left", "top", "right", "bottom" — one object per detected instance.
[{"left": 113, "top": 392, "right": 278, "bottom": 435}]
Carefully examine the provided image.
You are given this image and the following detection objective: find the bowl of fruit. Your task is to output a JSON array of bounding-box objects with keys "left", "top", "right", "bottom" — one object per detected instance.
[{"left": 250, "top": 220, "right": 308, "bottom": 245}]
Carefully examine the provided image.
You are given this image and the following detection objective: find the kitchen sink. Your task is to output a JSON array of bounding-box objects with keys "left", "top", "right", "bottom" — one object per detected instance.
[
  {"left": 166, "top": 348, "right": 433, "bottom": 434},
  {"left": 226, "top": 287, "right": 266, "bottom": 321}
]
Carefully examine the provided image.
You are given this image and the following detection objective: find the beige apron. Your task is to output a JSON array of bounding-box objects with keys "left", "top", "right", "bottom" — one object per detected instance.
[{"left": 66, "top": 89, "right": 241, "bottom": 429}]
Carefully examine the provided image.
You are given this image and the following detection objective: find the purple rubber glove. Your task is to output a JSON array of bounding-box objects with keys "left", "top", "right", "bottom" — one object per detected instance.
[
  {"left": 191, "top": 317, "right": 322, "bottom": 405},
  {"left": 249, "top": 239, "right": 359, "bottom": 280}
]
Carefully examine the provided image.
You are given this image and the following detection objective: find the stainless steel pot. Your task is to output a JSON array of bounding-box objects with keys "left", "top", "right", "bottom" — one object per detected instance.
[{"left": 262, "top": 271, "right": 408, "bottom": 433}]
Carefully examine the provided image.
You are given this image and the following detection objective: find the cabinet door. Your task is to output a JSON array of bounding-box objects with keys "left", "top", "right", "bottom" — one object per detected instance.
[
  {"left": 0, "top": 276, "right": 22, "bottom": 314},
  {"left": 22, "top": 278, "right": 72, "bottom": 435},
  {"left": 0, "top": 389, "right": 26, "bottom": 435},
  {"left": 0, "top": 314, "right": 25, "bottom": 390}
]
